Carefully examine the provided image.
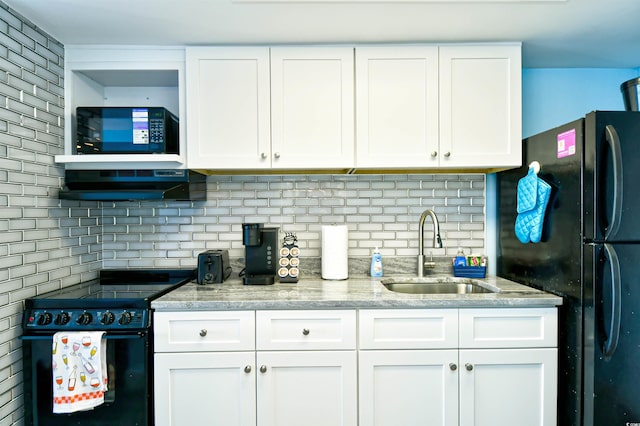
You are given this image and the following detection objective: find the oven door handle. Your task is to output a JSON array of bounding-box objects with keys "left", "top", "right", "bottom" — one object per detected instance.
[{"left": 21, "top": 331, "right": 147, "bottom": 341}]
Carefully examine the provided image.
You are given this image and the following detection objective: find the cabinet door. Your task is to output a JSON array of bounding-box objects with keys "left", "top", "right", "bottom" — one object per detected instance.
[
  {"left": 186, "top": 47, "right": 271, "bottom": 169},
  {"left": 154, "top": 351, "right": 256, "bottom": 426},
  {"left": 459, "top": 348, "right": 557, "bottom": 426},
  {"left": 359, "top": 350, "right": 458, "bottom": 426},
  {"left": 270, "top": 47, "right": 355, "bottom": 169},
  {"left": 256, "top": 350, "right": 357, "bottom": 426},
  {"left": 439, "top": 44, "right": 521, "bottom": 169},
  {"left": 355, "top": 45, "right": 439, "bottom": 168}
]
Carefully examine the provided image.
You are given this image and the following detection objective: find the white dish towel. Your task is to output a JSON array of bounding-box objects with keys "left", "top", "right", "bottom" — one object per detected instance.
[{"left": 52, "top": 331, "right": 107, "bottom": 414}]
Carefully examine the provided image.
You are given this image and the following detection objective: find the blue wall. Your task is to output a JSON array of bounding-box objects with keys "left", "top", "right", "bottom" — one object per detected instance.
[{"left": 522, "top": 68, "right": 639, "bottom": 137}]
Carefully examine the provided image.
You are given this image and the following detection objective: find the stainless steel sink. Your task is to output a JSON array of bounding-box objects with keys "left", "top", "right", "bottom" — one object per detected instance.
[{"left": 380, "top": 277, "right": 498, "bottom": 294}]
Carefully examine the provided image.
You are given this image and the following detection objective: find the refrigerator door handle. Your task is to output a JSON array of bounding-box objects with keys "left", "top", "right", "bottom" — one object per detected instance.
[
  {"left": 601, "top": 243, "right": 621, "bottom": 360},
  {"left": 603, "top": 125, "right": 623, "bottom": 240}
]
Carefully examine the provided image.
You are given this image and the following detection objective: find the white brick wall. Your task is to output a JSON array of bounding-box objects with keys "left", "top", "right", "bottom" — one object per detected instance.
[
  {"left": 0, "top": 4, "right": 100, "bottom": 425},
  {"left": 101, "top": 174, "right": 486, "bottom": 268}
]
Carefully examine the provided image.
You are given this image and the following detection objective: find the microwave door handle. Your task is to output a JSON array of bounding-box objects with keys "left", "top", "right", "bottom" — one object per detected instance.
[
  {"left": 604, "top": 125, "right": 623, "bottom": 240},
  {"left": 601, "top": 243, "right": 621, "bottom": 360}
]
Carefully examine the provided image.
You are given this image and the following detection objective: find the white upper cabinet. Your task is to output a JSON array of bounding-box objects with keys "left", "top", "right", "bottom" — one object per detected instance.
[
  {"left": 186, "top": 46, "right": 354, "bottom": 170},
  {"left": 439, "top": 44, "right": 522, "bottom": 169},
  {"left": 270, "top": 47, "right": 354, "bottom": 169},
  {"left": 186, "top": 47, "right": 271, "bottom": 169},
  {"left": 355, "top": 43, "right": 521, "bottom": 170},
  {"left": 58, "top": 43, "right": 521, "bottom": 172},
  {"left": 355, "top": 46, "right": 440, "bottom": 168}
]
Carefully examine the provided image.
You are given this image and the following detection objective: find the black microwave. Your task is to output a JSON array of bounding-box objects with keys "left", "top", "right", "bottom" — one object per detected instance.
[{"left": 75, "top": 107, "right": 179, "bottom": 154}]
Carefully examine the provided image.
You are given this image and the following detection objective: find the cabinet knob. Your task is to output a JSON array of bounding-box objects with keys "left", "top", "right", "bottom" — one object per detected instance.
[
  {"left": 244, "top": 365, "right": 252, "bottom": 374},
  {"left": 449, "top": 363, "right": 457, "bottom": 371},
  {"left": 259, "top": 365, "right": 267, "bottom": 373},
  {"left": 261, "top": 152, "right": 268, "bottom": 159},
  {"left": 199, "top": 329, "right": 207, "bottom": 337},
  {"left": 274, "top": 152, "right": 281, "bottom": 159},
  {"left": 444, "top": 152, "right": 451, "bottom": 158},
  {"left": 465, "top": 363, "right": 473, "bottom": 371},
  {"left": 431, "top": 151, "right": 438, "bottom": 157},
  {"left": 302, "top": 328, "right": 310, "bottom": 336}
]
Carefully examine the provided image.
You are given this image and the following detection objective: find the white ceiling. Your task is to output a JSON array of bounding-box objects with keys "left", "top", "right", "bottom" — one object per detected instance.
[{"left": 3, "top": 0, "right": 640, "bottom": 68}]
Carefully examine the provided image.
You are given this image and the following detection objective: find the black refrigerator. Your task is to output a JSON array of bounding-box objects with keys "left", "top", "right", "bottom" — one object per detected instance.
[{"left": 497, "top": 111, "right": 640, "bottom": 426}]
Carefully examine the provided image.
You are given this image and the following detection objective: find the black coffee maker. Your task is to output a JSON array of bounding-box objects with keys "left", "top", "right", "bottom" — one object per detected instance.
[{"left": 242, "top": 223, "right": 279, "bottom": 285}]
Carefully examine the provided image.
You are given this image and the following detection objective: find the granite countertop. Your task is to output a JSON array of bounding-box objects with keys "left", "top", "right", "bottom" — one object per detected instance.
[{"left": 152, "top": 274, "right": 562, "bottom": 311}]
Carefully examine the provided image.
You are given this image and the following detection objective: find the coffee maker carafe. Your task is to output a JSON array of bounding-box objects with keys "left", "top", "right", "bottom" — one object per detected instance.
[{"left": 242, "top": 223, "right": 279, "bottom": 285}]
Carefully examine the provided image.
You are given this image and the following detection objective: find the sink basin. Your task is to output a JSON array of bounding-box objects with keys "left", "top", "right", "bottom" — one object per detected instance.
[{"left": 380, "top": 277, "right": 498, "bottom": 294}]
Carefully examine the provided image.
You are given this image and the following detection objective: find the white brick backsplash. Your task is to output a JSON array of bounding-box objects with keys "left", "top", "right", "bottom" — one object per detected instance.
[
  {"left": 0, "top": 6, "right": 95, "bottom": 424},
  {"left": 99, "top": 174, "right": 485, "bottom": 266}
]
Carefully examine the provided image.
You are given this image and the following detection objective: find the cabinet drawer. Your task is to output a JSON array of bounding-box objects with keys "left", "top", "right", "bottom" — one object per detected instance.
[
  {"left": 154, "top": 311, "right": 255, "bottom": 352},
  {"left": 459, "top": 308, "right": 557, "bottom": 348},
  {"left": 359, "top": 309, "right": 458, "bottom": 349},
  {"left": 256, "top": 310, "right": 356, "bottom": 350}
]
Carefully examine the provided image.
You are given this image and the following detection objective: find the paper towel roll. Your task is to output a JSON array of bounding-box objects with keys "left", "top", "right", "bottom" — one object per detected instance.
[{"left": 321, "top": 225, "right": 349, "bottom": 280}]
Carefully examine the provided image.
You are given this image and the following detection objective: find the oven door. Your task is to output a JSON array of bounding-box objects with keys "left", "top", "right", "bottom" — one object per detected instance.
[{"left": 22, "top": 332, "right": 150, "bottom": 426}]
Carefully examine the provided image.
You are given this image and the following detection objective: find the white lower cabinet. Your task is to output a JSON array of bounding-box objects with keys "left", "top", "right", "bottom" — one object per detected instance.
[
  {"left": 359, "top": 349, "right": 459, "bottom": 426},
  {"left": 458, "top": 348, "right": 557, "bottom": 426},
  {"left": 358, "top": 308, "right": 558, "bottom": 426},
  {"left": 154, "top": 351, "right": 256, "bottom": 426},
  {"left": 154, "top": 308, "right": 557, "bottom": 426},
  {"left": 154, "top": 310, "right": 357, "bottom": 426},
  {"left": 255, "top": 310, "right": 357, "bottom": 426},
  {"left": 256, "top": 350, "right": 357, "bottom": 426}
]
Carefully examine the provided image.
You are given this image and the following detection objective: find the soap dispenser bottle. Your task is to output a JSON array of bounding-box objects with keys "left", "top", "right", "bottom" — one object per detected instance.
[
  {"left": 453, "top": 247, "right": 467, "bottom": 267},
  {"left": 370, "top": 247, "right": 383, "bottom": 277}
]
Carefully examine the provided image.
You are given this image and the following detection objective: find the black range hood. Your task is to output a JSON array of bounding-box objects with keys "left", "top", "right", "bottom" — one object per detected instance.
[{"left": 59, "top": 169, "right": 207, "bottom": 201}]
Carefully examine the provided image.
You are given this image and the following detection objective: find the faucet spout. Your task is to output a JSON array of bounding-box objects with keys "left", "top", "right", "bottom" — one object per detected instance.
[{"left": 418, "top": 209, "right": 443, "bottom": 277}]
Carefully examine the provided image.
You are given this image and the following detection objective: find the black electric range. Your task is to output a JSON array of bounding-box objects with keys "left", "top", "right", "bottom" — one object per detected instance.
[{"left": 22, "top": 269, "right": 195, "bottom": 425}]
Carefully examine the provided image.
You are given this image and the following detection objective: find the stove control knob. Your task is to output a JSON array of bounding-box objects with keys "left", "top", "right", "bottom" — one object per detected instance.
[
  {"left": 119, "top": 312, "right": 132, "bottom": 325},
  {"left": 76, "top": 312, "right": 93, "bottom": 326},
  {"left": 37, "top": 312, "right": 53, "bottom": 326},
  {"left": 54, "top": 312, "right": 70, "bottom": 325},
  {"left": 101, "top": 312, "right": 115, "bottom": 325}
]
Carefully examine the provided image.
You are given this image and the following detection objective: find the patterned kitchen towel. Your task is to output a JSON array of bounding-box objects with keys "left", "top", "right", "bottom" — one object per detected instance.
[
  {"left": 52, "top": 331, "right": 107, "bottom": 414},
  {"left": 515, "top": 166, "right": 551, "bottom": 244}
]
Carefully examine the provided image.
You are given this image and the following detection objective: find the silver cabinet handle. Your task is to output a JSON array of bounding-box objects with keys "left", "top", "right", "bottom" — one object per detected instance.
[
  {"left": 274, "top": 152, "right": 281, "bottom": 159},
  {"left": 199, "top": 329, "right": 207, "bottom": 337},
  {"left": 302, "top": 328, "right": 310, "bottom": 336},
  {"left": 261, "top": 152, "right": 268, "bottom": 159},
  {"left": 465, "top": 363, "right": 473, "bottom": 371},
  {"left": 431, "top": 151, "right": 438, "bottom": 157},
  {"left": 244, "top": 365, "right": 252, "bottom": 374},
  {"left": 449, "top": 363, "right": 457, "bottom": 371},
  {"left": 259, "top": 365, "right": 267, "bottom": 373},
  {"left": 444, "top": 152, "right": 451, "bottom": 158}
]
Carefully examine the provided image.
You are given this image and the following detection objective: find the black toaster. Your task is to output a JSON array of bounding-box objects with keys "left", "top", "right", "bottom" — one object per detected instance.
[{"left": 197, "top": 250, "right": 231, "bottom": 284}]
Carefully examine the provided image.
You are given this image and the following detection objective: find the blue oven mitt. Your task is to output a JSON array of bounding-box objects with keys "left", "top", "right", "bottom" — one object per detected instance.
[{"left": 515, "top": 165, "right": 551, "bottom": 244}]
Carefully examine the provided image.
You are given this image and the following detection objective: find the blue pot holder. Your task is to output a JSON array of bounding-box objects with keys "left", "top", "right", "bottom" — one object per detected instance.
[{"left": 515, "top": 163, "right": 551, "bottom": 244}]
